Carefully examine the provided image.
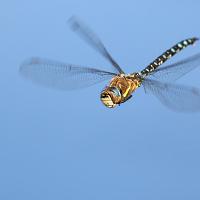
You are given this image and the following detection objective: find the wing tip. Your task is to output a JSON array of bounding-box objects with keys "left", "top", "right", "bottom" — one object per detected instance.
[
  {"left": 19, "top": 57, "right": 41, "bottom": 76},
  {"left": 21, "top": 57, "right": 41, "bottom": 66},
  {"left": 68, "top": 16, "right": 80, "bottom": 31}
]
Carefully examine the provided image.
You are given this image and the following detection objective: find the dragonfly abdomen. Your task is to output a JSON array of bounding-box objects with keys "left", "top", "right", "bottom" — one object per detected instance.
[{"left": 141, "top": 37, "right": 199, "bottom": 76}]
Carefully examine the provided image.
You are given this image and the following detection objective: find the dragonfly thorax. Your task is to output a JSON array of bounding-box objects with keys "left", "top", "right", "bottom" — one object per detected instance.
[{"left": 100, "top": 74, "right": 141, "bottom": 108}]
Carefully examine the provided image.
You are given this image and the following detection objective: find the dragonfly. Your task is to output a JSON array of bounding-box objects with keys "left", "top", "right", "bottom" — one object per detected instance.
[{"left": 20, "top": 17, "right": 200, "bottom": 112}]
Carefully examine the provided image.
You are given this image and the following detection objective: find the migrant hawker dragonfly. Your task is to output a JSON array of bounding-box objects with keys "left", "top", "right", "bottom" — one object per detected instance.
[{"left": 20, "top": 17, "right": 200, "bottom": 112}]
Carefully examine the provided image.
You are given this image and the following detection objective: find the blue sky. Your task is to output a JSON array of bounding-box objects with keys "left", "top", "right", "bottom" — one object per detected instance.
[{"left": 1, "top": 0, "right": 200, "bottom": 199}]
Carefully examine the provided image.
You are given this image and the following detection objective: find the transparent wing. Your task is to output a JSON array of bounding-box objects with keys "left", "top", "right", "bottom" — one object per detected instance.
[
  {"left": 150, "top": 53, "right": 200, "bottom": 81},
  {"left": 68, "top": 16, "right": 124, "bottom": 74},
  {"left": 20, "top": 57, "right": 116, "bottom": 90},
  {"left": 142, "top": 78, "right": 200, "bottom": 112}
]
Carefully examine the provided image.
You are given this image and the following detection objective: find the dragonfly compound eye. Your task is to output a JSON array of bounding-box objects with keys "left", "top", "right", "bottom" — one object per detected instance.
[{"left": 100, "top": 87, "right": 121, "bottom": 108}]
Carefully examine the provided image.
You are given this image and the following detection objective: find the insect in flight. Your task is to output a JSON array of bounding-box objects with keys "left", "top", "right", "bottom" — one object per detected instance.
[{"left": 20, "top": 17, "right": 200, "bottom": 112}]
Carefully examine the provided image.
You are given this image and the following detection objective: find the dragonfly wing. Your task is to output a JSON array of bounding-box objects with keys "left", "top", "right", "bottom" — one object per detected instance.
[
  {"left": 150, "top": 53, "right": 200, "bottom": 81},
  {"left": 20, "top": 57, "right": 116, "bottom": 90},
  {"left": 68, "top": 16, "right": 124, "bottom": 74},
  {"left": 142, "top": 78, "right": 200, "bottom": 112}
]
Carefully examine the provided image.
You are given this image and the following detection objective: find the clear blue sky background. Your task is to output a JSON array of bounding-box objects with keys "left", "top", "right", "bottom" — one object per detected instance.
[{"left": 1, "top": 0, "right": 200, "bottom": 199}]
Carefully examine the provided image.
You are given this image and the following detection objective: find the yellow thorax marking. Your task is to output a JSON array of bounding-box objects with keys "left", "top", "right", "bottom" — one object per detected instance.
[{"left": 123, "top": 85, "right": 131, "bottom": 97}]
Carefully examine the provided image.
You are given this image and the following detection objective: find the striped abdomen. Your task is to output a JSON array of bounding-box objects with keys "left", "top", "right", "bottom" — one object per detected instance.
[{"left": 141, "top": 37, "right": 199, "bottom": 76}]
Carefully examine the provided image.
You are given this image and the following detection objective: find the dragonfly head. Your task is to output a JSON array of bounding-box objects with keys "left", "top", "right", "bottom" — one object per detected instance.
[{"left": 100, "top": 86, "right": 122, "bottom": 108}]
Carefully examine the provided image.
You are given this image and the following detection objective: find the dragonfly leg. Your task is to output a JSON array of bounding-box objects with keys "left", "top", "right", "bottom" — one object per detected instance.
[{"left": 119, "top": 95, "right": 133, "bottom": 105}]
